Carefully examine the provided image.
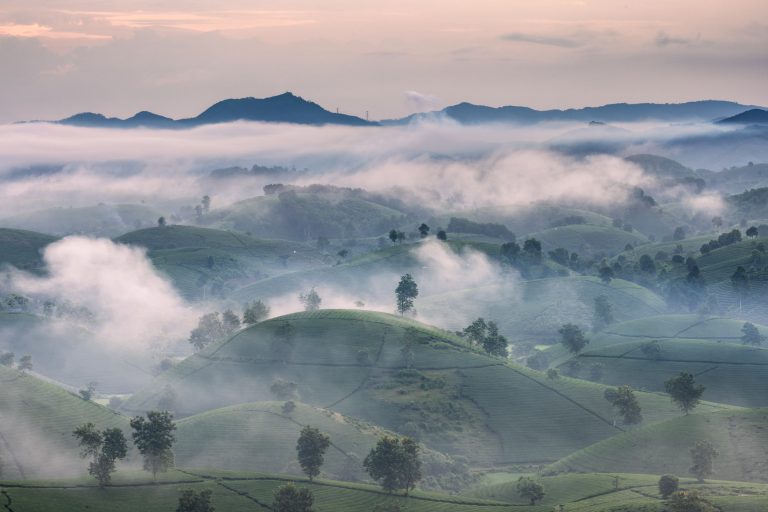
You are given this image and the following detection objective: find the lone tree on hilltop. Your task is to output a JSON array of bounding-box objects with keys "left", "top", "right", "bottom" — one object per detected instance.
[
  {"left": 664, "top": 372, "right": 705, "bottom": 414},
  {"left": 243, "top": 300, "right": 270, "bottom": 325},
  {"left": 177, "top": 489, "right": 214, "bottom": 512},
  {"left": 272, "top": 484, "right": 314, "bottom": 512},
  {"left": 73, "top": 423, "right": 128, "bottom": 487},
  {"left": 221, "top": 309, "right": 241, "bottom": 334},
  {"left": 418, "top": 223, "right": 430, "bottom": 238},
  {"left": 130, "top": 410, "right": 176, "bottom": 482},
  {"left": 299, "top": 288, "right": 322, "bottom": 311},
  {"left": 364, "top": 436, "right": 422, "bottom": 495},
  {"left": 516, "top": 476, "right": 544, "bottom": 505},
  {"left": 296, "top": 426, "right": 331, "bottom": 481},
  {"left": 189, "top": 312, "right": 226, "bottom": 351},
  {"left": 558, "top": 324, "right": 589, "bottom": 354},
  {"left": 690, "top": 440, "right": 719, "bottom": 482},
  {"left": 741, "top": 322, "right": 766, "bottom": 346},
  {"left": 395, "top": 274, "right": 418, "bottom": 315}
]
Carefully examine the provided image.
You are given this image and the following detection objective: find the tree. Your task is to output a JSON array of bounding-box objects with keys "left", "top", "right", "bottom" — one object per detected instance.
[
  {"left": 158, "top": 216, "right": 166, "bottom": 227},
  {"left": 418, "top": 223, "right": 430, "bottom": 238},
  {"left": 436, "top": 230, "right": 447, "bottom": 241},
  {"left": 482, "top": 321, "right": 508, "bottom": 357},
  {"left": 558, "top": 324, "right": 589, "bottom": 354},
  {"left": 177, "top": 489, "right": 214, "bottom": 512},
  {"left": 731, "top": 265, "right": 750, "bottom": 311},
  {"left": 639, "top": 254, "right": 656, "bottom": 273},
  {"left": 658, "top": 474, "right": 679, "bottom": 498},
  {"left": 522, "top": 238, "right": 542, "bottom": 264},
  {"left": 201, "top": 195, "right": 211, "bottom": 213},
  {"left": 130, "top": 411, "right": 177, "bottom": 481},
  {"left": 73, "top": 423, "right": 128, "bottom": 487},
  {"left": 395, "top": 274, "right": 418, "bottom": 315},
  {"left": 189, "top": 313, "right": 226, "bottom": 351},
  {"left": 501, "top": 242, "right": 520, "bottom": 264},
  {"left": 296, "top": 426, "right": 331, "bottom": 481},
  {"left": 592, "top": 295, "right": 614, "bottom": 331},
  {"left": 272, "top": 484, "right": 314, "bottom": 512},
  {"left": 604, "top": 385, "right": 643, "bottom": 426},
  {"left": 0, "top": 352, "right": 14, "bottom": 367},
  {"left": 598, "top": 265, "right": 614, "bottom": 283},
  {"left": 741, "top": 322, "right": 765, "bottom": 346},
  {"left": 299, "top": 288, "right": 322, "bottom": 311},
  {"left": 516, "top": 476, "right": 544, "bottom": 505},
  {"left": 221, "top": 309, "right": 241, "bottom": 334},
  {"left": 711, "top": 216, "right": 723, "bottom": 230},
  {"left": 746, "top": 226, "right": 759, "bottom": 238},
  {"left": 243, "top": 300, "right": 270, "bottom": 325},
  {"left": 388, "top": 229, "right": 398, "bottom": 245},
  {"left": 79, "top": 381, "right": 98, "bottom": 401},
  {"left": 462, "top": 318, "right": 487, "bottom": 346},
  {"left": 363, "top": 436, "right": 422, "bottom": 495},
  {"left": 673, "top": 226, "right": 687, "bottom": 241},
  {"left": 668, "top": 490, "right": 717, "bottom": 512},
  {"left": 664, "top": 372, "right": 705, "bottom": 414},
  {"left": 689, "top": 440, "right": 719, "bottom": 482},
  {"left": 17, "top": 355, "right": 32, "bottom": 372},
  {"left": 337, "top": 249, "right": 349, "bottom": 259}
]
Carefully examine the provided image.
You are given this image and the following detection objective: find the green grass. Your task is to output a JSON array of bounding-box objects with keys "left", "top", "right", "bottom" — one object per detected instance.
[
  {"left": 0, "top": 364, "right": 128, "bottom": 480},
  {"left": 5, "top": 470, "right": 768, "bottom": 511},
  {"left": 529, "top": 224, "right": 649, "bottom": 258},
  {"left": 122, "top": 310, "right": 730, "bottom": 467},
  {"left": 0, "top": 228, "right": 57, "bottom": 271},
  {"left": 115, "top": 225, "right": 324, "bottom": 300},
  {"left": 546, "top": 409, "right": 768, "bottom": 483},
  {"left": 562, "top": 339, "right": 768, "bottom": 407},
  {"left": 419, "top": 276, "right": 666, "bottom": 343}
]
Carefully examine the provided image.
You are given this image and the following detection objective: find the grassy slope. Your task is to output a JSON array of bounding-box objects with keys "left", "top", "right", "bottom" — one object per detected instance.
[
  {"left": 1, "top": 204, "right": 161, "bottom": 237},
  {"left": 547, "top": 409, "right": 768, "bottom": 483},
  {"left": 0, "top": 365, "right": 128, "bottom": 480},
  {"left": 5, "top": 470, "right": 768, "bottom": 511},
  {"left": 419, "top": 276, "right": 666, "bottom": 343},
  {"left": 529, "top": 224, "right": 649, "bottom": 258},
  {"left": 0, "top": 228, "right": 57, "bottom": 271},
  {"left": 116, "top": 225, "right": 324, "bottom": 300},
  {"left": 123, "top": 310, "right": 730, "bottom": 466}
]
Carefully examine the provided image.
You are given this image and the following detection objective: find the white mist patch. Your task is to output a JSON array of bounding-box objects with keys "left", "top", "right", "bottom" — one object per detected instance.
[
  {"left": 6, "top": 237, "right": 197, "bottom": 352},
  {"left": 413, "top": 240, "right": 501, "bottom": 294}
]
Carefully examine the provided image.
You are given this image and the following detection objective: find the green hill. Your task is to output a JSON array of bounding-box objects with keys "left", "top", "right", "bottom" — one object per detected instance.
[
  {"left": 203, "top": 187, "right": 410, "bottom": 241},
  {"left": 0, "top": 364, "right": 128, "bottom": 480},
  {"left": 560, "top": 339, "right": 768, "bottom": 407},
  {"left": 175, "top": 401, "right": 472, "bottom": 491},
  {"left": 122, "top": 310, "right": 729, "bottom": 466},
  {"left": 418, "top": 277, "right": 666, "bottom": 343},
  {"left": 0, "top": 228, "right": 57, "bottom": 271},
  {"left": 1, "top": 203, "right": 162, "bottom": 237},
  {"left": 528, "top": 224, "right": 649, "bottom": 258},
  {"left": 547, "top": 409, "right": 768, "bottom": 484},
  {"left": 116, "top": 225, "right": 324, "bottom": 300}
]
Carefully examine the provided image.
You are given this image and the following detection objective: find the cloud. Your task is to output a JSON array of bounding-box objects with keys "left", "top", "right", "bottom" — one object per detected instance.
[
  {"left": 4, "top": 237, "right": 198, "bottom": 353},
  {"left": 500, "top": 32, "right": 583, "bottom": 48},
  {"left": 404, "top": 91, "right": 442, "bottom": 112}
]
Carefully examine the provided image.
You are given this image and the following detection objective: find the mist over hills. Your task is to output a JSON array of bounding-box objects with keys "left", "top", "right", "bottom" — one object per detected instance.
[{"left": 32, "top": 93, "right": 765, "bottom": 129}]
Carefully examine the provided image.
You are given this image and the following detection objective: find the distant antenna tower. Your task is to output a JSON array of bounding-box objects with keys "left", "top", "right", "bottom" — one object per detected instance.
[
  {"left": 366, "top": 110, "right": 369, "bottom": 121},
  {"left": 336, "top": 107, "right": 339, "bottom": 114}
]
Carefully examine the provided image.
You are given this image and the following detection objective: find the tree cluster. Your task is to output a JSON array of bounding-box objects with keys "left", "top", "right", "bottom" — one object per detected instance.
[{"left": 461, "top": 318, "right": 509, "bottom": 357}]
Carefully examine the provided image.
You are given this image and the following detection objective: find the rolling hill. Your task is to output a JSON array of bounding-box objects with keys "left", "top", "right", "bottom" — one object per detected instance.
[
  {"left": 0, "top": 364, "right": 128, "bottom": 480},
  {"left": 546, "top": 408, "right": 768, "bottom": 484},
  {"left": 0, "top": 228, "right": 57, "bottom": 271},
  {"left": 528, "top": 224, "right": 649, "bottom": 258},
  {"left": 122, "top": 310, "right": 731, "bottom": 466}
]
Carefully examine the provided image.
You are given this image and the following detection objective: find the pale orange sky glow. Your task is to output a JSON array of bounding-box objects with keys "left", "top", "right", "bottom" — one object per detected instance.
[{"left": 0, "top": 0, "right": 765, "bottom": 122}]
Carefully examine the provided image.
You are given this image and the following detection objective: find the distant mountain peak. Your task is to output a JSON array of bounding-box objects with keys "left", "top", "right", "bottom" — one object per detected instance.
[{"left": 718, "top": 108, "right": 768, "bottom": 125}]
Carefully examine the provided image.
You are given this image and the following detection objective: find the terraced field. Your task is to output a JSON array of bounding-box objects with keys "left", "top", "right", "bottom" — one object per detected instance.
[
  {"left": 5, "top": 470, "right": 768, "bottom": 511},
  {"left": 0, "top": 364, "right": 128, "bottom": 480},
  {"left": 116, "top": 225, "right": 324, "bottom": 300},
  {"left": 419, "top": 276, "right": 666, "bottom": 343},
  {"left": 547, "top": 409, "right": 768, "bottom": 483},
  {"left": 122, "top": 310, "right": 729, "bottom": 466},
  {"left": 528, "top": 224, "right": 649, "bottom": 257}
]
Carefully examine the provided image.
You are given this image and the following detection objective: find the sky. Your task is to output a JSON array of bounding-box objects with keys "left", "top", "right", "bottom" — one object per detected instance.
[{"left": 0, "top": 0, "right": 766, "bottom": 123}]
